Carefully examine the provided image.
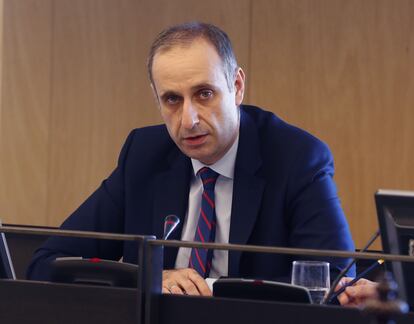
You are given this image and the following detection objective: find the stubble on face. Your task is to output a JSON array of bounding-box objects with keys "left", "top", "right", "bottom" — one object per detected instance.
[{"left": 151, "top": 39, "right": 243, "bottom": 165}]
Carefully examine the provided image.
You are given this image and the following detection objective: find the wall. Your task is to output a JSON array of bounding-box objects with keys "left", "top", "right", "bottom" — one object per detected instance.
[{"left": 1, "top": 0, "right": 413, "bottom": 249}]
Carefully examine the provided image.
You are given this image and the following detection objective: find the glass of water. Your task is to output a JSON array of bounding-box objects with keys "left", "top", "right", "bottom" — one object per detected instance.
[{"left": 291, "top": 261, "right": 330, "bottom": 304}]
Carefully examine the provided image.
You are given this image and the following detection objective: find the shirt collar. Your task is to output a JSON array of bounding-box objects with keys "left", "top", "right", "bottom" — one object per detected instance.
[{"left": 191, "top": 133, "right": 239, "bottom": 180}]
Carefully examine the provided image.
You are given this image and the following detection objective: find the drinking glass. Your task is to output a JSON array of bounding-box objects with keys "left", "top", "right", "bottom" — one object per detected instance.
[{"left": 291, "top": 261, "right": 330, "bottom": 304}]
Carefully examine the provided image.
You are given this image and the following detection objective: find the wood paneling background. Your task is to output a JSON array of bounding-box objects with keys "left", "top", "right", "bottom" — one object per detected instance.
[
  {"left": 0, "top": 0, "right": 3, "bottom": 133},
  {"left": 0, "top": 0, "right": 413, "bottom": 249},
  {"left": 0, "top": 0, "right": 52, "bottom": 225},
  {"left": 249, "top": 0, "right": 414, "bottom": 249}
]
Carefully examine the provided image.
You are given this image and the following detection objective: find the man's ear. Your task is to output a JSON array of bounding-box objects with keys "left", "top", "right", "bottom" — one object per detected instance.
[{"left": 234, "top": 67, "right": 245, "bottom": 106}]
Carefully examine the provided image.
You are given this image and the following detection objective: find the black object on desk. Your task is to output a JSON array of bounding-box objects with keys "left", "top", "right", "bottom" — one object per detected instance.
[
  {"left": 213, "top": 278, "right": 312, "bottom": 303},
  {"left": 50, "top": 257, "right": 138, "bottom": 287},
  {"left": 0, "top": 229, "right": 15, "bottom": 279},
  {"left": 375, "top": 189, "right": 414, "bottom": 310}
]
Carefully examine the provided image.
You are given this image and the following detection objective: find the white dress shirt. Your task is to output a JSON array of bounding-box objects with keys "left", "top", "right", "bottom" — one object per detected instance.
[{"left": 174, "top": 134, "right": 239, "bottom": 278}]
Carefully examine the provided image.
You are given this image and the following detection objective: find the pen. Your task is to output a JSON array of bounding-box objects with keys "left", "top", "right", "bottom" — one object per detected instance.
[{"left": 328, "top": 259, "right": 384, "bottom": 302}]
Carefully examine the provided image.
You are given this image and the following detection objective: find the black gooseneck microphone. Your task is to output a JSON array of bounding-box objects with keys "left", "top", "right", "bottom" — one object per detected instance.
[
  {"left": 49, "top": 214, "right": 181, "bottom": 287},
  {"left": 163, "top": 215, "right": 180, "bottom": 240},
  {"left": 322, "top": 229, "right": 380, "bottom": 304}
]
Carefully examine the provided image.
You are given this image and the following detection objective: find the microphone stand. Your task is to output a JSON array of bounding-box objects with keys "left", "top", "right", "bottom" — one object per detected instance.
[{"left": 323, "top": 229, "right": 380, "bottom": 304}]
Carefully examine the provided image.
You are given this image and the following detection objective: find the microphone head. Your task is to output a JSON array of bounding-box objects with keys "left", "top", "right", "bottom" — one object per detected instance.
[{"left": 163, "top": 215, "right": 180, "bottom": 240}]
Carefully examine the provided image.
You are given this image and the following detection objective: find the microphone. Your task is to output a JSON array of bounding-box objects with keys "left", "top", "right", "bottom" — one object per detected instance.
[
  {"left": 163, "top": 215, "right": 180, "bottom": 240},
  {"left": 49, "top": 215, "right": 180, "bottom": 287},
  {"left": 322, "top": 229, "right": 380, "bottom": 304}
]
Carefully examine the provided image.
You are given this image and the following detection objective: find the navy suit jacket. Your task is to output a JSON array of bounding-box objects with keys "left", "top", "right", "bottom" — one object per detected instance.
[{"left": 27, "top": 105, "right": 355, "bottom": 280}]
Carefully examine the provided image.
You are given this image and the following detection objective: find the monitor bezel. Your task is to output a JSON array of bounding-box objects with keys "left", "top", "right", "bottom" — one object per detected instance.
[
  {"left": 375, "top": 189, "right": 414, "bottom": 306},
  {"left": 0, "top": 228, "right": 16, "bottom": 280}
]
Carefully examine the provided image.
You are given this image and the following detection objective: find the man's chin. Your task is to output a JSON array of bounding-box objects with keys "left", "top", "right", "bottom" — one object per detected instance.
[{"left": 179, "top": 148, "right": 215, "bottom": 165}]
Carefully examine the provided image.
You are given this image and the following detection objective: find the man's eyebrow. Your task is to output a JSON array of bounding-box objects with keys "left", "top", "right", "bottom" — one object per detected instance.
[
  {"left": 191, "top": 83, "right": 216, "bottom": 91},
  {"left": 159, "top": 91, "right": 181, "bottom": 100},
  {"left": 159, "top": 83, "right": 217, "bottom": 99}
]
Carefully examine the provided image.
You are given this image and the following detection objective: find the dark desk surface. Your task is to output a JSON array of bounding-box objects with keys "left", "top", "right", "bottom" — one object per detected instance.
[
  {"left": 0, "top": 279, "right": 140, "bottom": 324},
  {"left": 2, "top": 279, "right": 413, "bottom": 324},
  {"left": 5, "top": 225, "right": 52, "bottom": 279},
  {"left": 159, "top": 294, "right": 414, "bottom": 324}
]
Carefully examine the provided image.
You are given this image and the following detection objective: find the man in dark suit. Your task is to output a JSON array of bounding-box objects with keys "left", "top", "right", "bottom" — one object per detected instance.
[{"left": 27, "top": 22, "right": 355, "bottom": 296}]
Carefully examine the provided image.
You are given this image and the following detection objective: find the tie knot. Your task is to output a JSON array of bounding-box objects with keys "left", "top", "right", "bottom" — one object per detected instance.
[{"left": 198, "top": 167, "right": 219, "bottom": 190}]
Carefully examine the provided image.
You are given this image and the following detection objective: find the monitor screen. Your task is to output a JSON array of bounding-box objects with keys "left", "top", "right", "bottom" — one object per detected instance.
[
  {"left": 375, "top": 189, "right": 414, "bottom": 308},
  {"left": 0, "top": 223, "right": 16, "bottom": 279}
]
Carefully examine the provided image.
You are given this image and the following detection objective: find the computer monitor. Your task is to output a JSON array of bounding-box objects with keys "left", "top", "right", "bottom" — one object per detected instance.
[
  {"left": 375, "top": 189, "right": 414, "bottom": 308},
  {"left": 0, "top": 224, "right": 16, "bottom": 279}
]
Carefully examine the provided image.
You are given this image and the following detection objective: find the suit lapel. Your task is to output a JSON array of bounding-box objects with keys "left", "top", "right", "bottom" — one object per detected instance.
[
  {"left": 152, "top": 149, "right": 192, "bottom": 269},
  {"left": 151, "top": 108, "right": 266, "bottom": 274},
  {"left": 228, "top": 109, "right": 265, "bottom": 277}
]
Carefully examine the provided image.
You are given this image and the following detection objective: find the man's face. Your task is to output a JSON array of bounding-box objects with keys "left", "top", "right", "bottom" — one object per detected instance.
[{"left": 151, "top": 38, "right": 245, "bottom": 165}]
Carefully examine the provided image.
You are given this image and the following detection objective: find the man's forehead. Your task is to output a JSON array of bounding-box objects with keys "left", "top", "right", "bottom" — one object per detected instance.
[
  {"left": 153, "top": 38, "right": 218, "bottom": 64},
  {"left": 155, "top": 36, "right": 215, "bottom": 57},
  {"left": 152, "top": 39, "right": 226, "bottom": 90}
]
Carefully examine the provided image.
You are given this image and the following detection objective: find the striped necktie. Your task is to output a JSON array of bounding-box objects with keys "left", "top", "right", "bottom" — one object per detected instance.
[{"left": 189, "top": 167, "right": 219, "bottom": 278}]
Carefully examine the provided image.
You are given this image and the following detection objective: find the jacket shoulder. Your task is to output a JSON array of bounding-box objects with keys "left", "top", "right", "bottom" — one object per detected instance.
[{"left": 240, "top": 104, "right": 330, "bottom": 155}]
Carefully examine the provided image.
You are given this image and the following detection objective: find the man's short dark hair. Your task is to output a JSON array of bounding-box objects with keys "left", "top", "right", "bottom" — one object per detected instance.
[{"left": 147, "top": 22, "right": 238, "bottom": 90}]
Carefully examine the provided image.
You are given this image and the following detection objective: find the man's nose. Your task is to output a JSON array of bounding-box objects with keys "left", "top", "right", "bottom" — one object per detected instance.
[{"left": 181, "top": 100, "right": 199, "bottom": 129}]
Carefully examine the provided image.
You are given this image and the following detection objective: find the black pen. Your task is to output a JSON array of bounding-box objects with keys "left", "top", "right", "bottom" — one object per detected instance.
[{"left": 329, "top": 259, "right": 384, "bottom": 302}]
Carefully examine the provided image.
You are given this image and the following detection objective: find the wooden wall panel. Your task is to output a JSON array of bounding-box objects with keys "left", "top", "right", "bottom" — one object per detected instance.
[
  {"left": 0, "top": 0, "right": 3, "bottom": 132},
  {"left": 1, "top": 0, "right": 413, "bottom": 249},
  {"left": 47, "top": 0, "right": 146, "bottom": 224},
  {"left": 250, "top": 0, "right": 414, "bottom": 248},
  {"left": 46, "top": 0, "right": 251, "bottom": 225},
  {"left": 0, "top": 0, "right": 52, "bottom": 225}
]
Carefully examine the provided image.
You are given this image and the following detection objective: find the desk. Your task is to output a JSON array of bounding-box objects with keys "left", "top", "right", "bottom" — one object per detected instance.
[
  {"left": 1, "top": 279, "right": 413, "bottom": 324},
  {"left": 159, "top": 294, "right": 414, "bottom": 324},
  {"left": 0, "top": 280, "right": 139, "bottom": 324}
]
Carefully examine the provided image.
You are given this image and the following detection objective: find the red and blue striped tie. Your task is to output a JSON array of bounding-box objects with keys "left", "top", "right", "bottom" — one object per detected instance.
[{"left": 189, "top": 167, "right": 219, "bottom": 278}]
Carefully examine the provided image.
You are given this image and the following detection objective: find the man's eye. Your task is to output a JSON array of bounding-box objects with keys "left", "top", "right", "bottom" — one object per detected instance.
[
  {"left": 199, "top": 90, "right": 213, "bottom": 100},
  {"left": 165, "top": 95, "right": 180, "bottom": 105}
]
